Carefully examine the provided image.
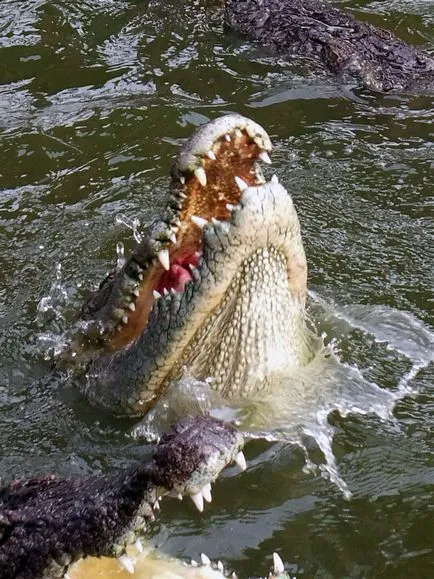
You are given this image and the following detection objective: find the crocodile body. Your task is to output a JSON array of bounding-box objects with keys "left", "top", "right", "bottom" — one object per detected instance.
[{"left": 225, "top": 0, "right": 434, "bottom": 92}]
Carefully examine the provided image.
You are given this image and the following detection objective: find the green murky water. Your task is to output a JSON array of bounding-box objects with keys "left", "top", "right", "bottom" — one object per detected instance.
[{"left": 1, "top": 1, "right": 434, "bottom": 577}]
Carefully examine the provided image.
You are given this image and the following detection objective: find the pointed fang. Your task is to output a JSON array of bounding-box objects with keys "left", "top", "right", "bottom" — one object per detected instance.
[
  {"left": 118, "top": 555, "right": 135, "bottom": 574},
  {"left": 235, "top": 176, "right": 248, "bottom": 191},
  {"left": 194, "top": 167, "right": 207, "bottom": 187},
  {"left": 200, "top": 553, "right": 211, "bottom": 566},
  {"left": 202, "top": 483, "right": 212, "bottom": 503},
  {"left": 135, "top": 538, "right": 144, "bottom": 553},
  {"left": 191, "top": 492, "right": 204, "bottom": 512},
  {"left": 207, "top": 150, "right": 216, "bottom": 160},
  {"left": 273, "top": 553, "right": 285, "bottom": 574},
  {"left": 259, "top": 151, "right": 272, "bottom": 164},
  {"left": 121, "top": 315, "right": 129, "bottom": 325},
  {"left": 225, "top": 133, "right": 231, "bottom": 142},
  {"left": 158, "top": 249, "right": 170, "bottom": 271},
  {"left": 271, "top": 174, "right": 279, "bottom": 184},
  {"left": 191, "top": 215, "right": 208, "bottom": 230},
  {"left": 234, "top": 451, "right": 247, "bottom": 471},
  {"left": 128, "top": 303, "right": 136, "bottom": 311},
  {"left": 153, "top": 290, "right": 162, "bottom": 299},
  {"left": 179, "top": 175, "right": 186, "bottom": 185},
  {"left": 169, "top": 232, "right": 177, "bottom": 244}
]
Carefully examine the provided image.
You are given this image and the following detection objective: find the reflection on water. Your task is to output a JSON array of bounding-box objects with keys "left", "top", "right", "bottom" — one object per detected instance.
[{"left": 1, "top": 0, "right": 434, "bottom": 577}]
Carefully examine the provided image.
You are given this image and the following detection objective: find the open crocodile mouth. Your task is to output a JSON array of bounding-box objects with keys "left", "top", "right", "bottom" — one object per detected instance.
[
  {"left": 156, "top": 115, "right": 272, "bottom": 294},
  {"left": 109, "top": 115, "right": 272, "bottom": 350},
  {"left": 81, "top": 114, "right": 310, "bottom": 414}
]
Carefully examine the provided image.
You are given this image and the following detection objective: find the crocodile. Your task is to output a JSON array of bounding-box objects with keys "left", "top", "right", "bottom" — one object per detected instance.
[
  {"left": 224, "top": 0, "right": 434, "bottom": 92},
  {"left": 0, "top": 415, "right": 253, "bottom": 579},
  {"left": 65, "top": 114, "right": 316, "bottom": 416}
]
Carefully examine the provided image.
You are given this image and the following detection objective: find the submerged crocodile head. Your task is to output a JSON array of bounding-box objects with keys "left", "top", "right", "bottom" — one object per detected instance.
[{"left": 77, "top": 115, "right": 314, "bottom": 415}]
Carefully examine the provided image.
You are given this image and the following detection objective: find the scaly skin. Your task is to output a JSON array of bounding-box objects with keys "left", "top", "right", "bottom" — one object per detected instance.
[
  {"left": 0, "top": 415, "right": 244, "bottom": 579},
  {"left": 69, "top": 115, "right": 315, "bottom": 416},
  {"left": 225, "top": 0, "right": 434, "bottom": 93}
]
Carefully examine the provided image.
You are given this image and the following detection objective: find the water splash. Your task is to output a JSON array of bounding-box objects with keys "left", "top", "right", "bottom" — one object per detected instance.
[
  {"left": 310, "top": 292, "right": 434, "bottom": 367},
  {"left": 115, "top": 213, "right": 143, "bottom": 243},
  {"left": 133, "top": 301, "right": 434, "bottom": 499},
  {"left": 116, "top": 241, "right": 126, "bottom": 269},
  {"left": 36, "top": 263, "right": 68, "bottom": 320},
  {"left": 36, "top": 263, "right": 71, "bottom": 359}
]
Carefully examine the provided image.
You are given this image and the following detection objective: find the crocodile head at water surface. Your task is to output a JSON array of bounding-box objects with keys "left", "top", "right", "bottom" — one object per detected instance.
[
  {"left": 69, "top": 114, "right": 315, "bottom": 416},
  {"left": 0, "top": 415, "right": 247, "bottom": 579}
]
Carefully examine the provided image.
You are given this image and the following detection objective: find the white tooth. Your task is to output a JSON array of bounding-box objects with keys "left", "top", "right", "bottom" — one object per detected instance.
[
  {"left": 153, "top": 290, "right": 162, "bottom": 299},
  {"left": 259, "top": 151, "right": 272, "bottom": 164},
  {"left": 235, "top": 128, "right": 243, "bottom": 138},
  {"left": 194, "top": 251, "right": 201, "bottom": 258},
  {"left": 191, "top": 492, "right": 204, "bottom": 512},
  {"left": 202, "top": 483, "right": 212, "bottom": 503},
  {"left": 179, "top": 191, "right": 187, "bottom": 199},
  {"left": 207, "top": 150, "right": 216, "bottom": 160},
  {"left": 226, "top": 203, "right": 234, "bottom": 211},
  {"left": 271, "top": 174, "right": 279, "bottom": 183},
  {"left": 158, "top": 249, "right": 170, "bottom": 271},
  {"left": 135, "top": 538, "right": 144, "bottom": 553},
  {"left": 169, "top": 232, "right": 177, "bottom": 244},
  {"left": 194, "top": 167, "right": 207, "bottom": 186},
  {"left": 235, "top": 176, "right": 248, "bottom": 191},
  {"left": 163, "top": 288, "right": 169, "bottom": 296},
  {"left": 133, "top": 288, "right": 140, "bottom": 297},
  {"left": 234, "top": 451, "right": 247, "bottom": 471},
  {"left": 273, "top": 553, "right": 285, "bottom": 574},
  {"left": 170, "top": 288, "right": 177, "bottom": 295},
  {"left": 217, "top": 561, "right": 224, "bottom": 572},
  {"left": 138, "top": 273, "right": 143, "bottom": 281},
  {"left": 191, "top": 215, "right": 208, "bottom": 229},
  {"left": 191, "top": 560, "right": 199, "bottom": 567},
  {"left": 254, "top": 135, "right": 264, "bottom": 148},
  {"left": 128, "top": 303, "right": 136, "bottom": 312},
  {"left": 225, "top": 133, "right": 231, "bottom": 142},
  {"left": 177, "top": 493, "right": 183, "bottom": 500},
  {"left": 118, "top": 555, "right": 135, "bottom": 574},
  {"left": 200, "top": 553, "right": 211, "bottom": 566},
  {"left": 153, "top": 499, "right": 160, "bottom": 510},
  {"left": 211, "top": 217, "right": 220, "bottom": 226},
  {"left": 121, "top": 315, "right": 128, "bottom": 325},
  {"left": 179, "top": 175, "right": 186, "bottom": 185}
]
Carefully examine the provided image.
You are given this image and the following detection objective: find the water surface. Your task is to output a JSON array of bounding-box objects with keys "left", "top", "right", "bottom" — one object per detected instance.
[{"left": 1, "top": 1, "right": 434, "bottom": 577}]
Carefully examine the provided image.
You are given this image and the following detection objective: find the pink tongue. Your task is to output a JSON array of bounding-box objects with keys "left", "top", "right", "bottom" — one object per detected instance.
[
  {"left": 163, "top": 264, "right": 192, "bottom": 292},
  {"left": 155, "top": 253, "right": 201, "bottom": 294}
]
